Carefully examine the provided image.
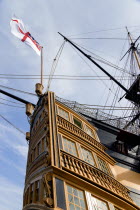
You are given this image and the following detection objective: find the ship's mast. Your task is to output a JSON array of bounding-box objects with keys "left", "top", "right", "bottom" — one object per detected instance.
[
  {"left": 58, "top": 32, "right": 140, "bottom": 133},
  {"left": 122, "top": 28, "right": 140, "bottom": 132},
  {"left": 126, "top": 27, "right": 140, "bottom": 70},
  {"left": 58, "top": 32, "right": 129, "bottom": 94}
]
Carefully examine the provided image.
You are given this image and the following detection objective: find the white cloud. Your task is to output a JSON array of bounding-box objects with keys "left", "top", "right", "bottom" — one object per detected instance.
[
  {"left": 13, "top": 145, "right": 28, "bottom": 158},
  {"left": 0, "top": 153, "right": 26, "bottom": 175},
  {"left": 0, "top": 175, "right": 23, "bottom": 210},
  {"left": 0, "top": 123, "right": 28, "bottom": 157}
]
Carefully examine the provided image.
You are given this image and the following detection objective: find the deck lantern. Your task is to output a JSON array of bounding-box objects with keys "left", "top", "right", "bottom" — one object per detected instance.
[
  {"left": 35, "top": 83, "right": 44, "bottom": 96},
  {"left": 26, "top": 132, "right": 30, "bottom": 141},
  {"left": 26, "top": 103, "right": 34, "bottom": 116}
]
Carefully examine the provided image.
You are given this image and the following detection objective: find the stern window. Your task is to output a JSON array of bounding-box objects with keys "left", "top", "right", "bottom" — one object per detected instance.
[
  {"left": 91, "top": 196, "right": 109, "bottom": 210},
  {"left": 62, "top": 137, "right": 77, "bottom": 157},
  {"left": 97, "top": 157, "right": 110, "bottom": 175},
  {"left": 73, "top": 117, "right": 82, "bottom": 129},
  {"left": 58, "top": 107, "right": 69, "bottom": 121},
  {"left": 81, "top": 147, "right": 95, "bottom": 166},
  {"left": 66, "top": 185, "right": 87, "bottom": 210},
  {"left": 85, "top": 125, "right": 94, "bottom": 137}
]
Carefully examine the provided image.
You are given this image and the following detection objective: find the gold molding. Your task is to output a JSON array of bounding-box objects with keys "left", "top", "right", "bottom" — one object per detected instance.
[
  {"left": 60, "top": 150, "right": 132, "bottom": 203},
  {"left": 57, "top": 115, "right": 106, "bottom": 151},
  {"left": 52, "top": 166, "right": 139, "bottom": 210}
]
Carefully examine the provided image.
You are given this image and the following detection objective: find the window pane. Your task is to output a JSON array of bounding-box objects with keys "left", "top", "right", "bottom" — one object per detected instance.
[
  {"left": 62, "top": 137, "right": 77, "bottom": 156},
  {"left": 69, "top": 203, "right": 75, "bottom": 210},
  {"left": 85, "top": 125, "right": 94, "bottom": 137},
  {"left": 80, "top": 199, "right": 86, "bottom": 208},
  {"left": 97, "top": 157, "right": 110, "bottom": 175},
  {"left": 73, "top": 118, "right": 82, "bottom": 129},
  {"left": 91, "top": 196, "right": 108, "bottom": 210},
  {"left": 58, "top": 107, "right": 69, "bottom": 120},
  {"left": 66, "top": 185, "right": 86, "bottom": 210},
  {"left": 81, "top": 147, "right": 95, "bottom": 166}
]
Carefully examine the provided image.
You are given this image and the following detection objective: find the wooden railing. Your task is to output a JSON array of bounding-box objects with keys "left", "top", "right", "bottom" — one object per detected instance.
[
  {"left": 60, "top": 150, "right": 133, "bottom": 202},
  {"left": 57, "top": 115, "right": 105, "bottom": 152}
]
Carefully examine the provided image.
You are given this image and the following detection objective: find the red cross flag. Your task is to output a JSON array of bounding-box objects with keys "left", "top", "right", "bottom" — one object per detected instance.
[{"left": 10, "top": 16, "right": 42, "bottom": 56}]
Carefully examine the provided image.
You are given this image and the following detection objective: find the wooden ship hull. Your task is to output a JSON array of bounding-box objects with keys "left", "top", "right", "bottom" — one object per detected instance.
[{"left": 22, "top": 91, "right": 140, "bottom": 210}]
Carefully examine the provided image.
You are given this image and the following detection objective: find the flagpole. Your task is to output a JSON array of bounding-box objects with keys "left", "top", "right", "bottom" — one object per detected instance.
[
  {"left": 35, "top": 47, "right": 44, "bottom": 96},
  {"left": 41, "top": 47, "right": 43, "bottom": 86}
]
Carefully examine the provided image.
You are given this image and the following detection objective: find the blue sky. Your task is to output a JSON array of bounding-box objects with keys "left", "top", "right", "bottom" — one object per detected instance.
[{"left": 0, "top": 0, "right": 140, "bottom": 209}]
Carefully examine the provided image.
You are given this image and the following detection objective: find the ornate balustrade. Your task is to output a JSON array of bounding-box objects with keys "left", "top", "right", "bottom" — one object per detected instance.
[
  {"left": 60, "top": 150, "right": 133, "bottom": 203},
  {"left": 57, "top": 115, "right": 105, "bottom": 152}
]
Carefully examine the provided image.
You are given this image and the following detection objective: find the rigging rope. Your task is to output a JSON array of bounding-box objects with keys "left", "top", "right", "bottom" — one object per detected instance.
[
  {"left": 71, "top": 37, "right": 132, "bottom": 41},
  {"left": 46, "top": 41, "right": 66, "bottom": 92},
  {"left": 0, "top": 74, "right": 131, "bottom": 77},
  {"left": 0, "top": 102, "right": 24, "bottom": 108},
  {"left": 68, "top": 25, "right": 140, "bottom": 37},
  {"left": 100, "top": 113, "right": 138, "bottom": 121},
  {"left": 109, "top": 52, "right": 130, "bottom": 117},
  {"left": 73, "top": 41, "right": 135, "bottom": 76},
  {"left": 0, "top": 85, "right": 36, "bottom": 96},
  {"left": 75, "top": 103, "right": 133, "bottom": 108},
  {"left": 105, "top": 36, "right": 130, "bottom": 117},
  {"left": 0, "top": 114, "right": 25, "bottom": 135},
  {"left": 71, "top": 34, "right": 133, "bottom": 118},
  {"left": 0, "top": 97, "right": 23, "bottom": 105},
  {"left": 0, "top": 77, "right": 133, "bottom": 80},
  {"left": 70, "top": 44, "right": 127, "bottom": 104}
]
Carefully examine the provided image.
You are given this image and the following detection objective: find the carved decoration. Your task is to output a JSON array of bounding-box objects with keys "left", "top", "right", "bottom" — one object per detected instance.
[
  {"left": 61, "top": 150, "right": 133, "bottom": 203},
  {"left": 43, "top": 172, "right": 54, "bottom": 207},
  {"left": 57, "top": 115, "right": 105, "bottom": 152}
]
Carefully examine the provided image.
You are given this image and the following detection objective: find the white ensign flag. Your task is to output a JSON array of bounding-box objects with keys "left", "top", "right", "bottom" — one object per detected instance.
[{"left": 10, "top": 16, "right": 42, "bottom": 56}]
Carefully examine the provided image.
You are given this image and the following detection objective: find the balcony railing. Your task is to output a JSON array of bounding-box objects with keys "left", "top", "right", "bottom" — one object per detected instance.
[
  {"left": 57, "top": 115, "right": 105, "bottom": 152},
  {"left": 60, "top": 150, "right": 133, "bottom": 203}
]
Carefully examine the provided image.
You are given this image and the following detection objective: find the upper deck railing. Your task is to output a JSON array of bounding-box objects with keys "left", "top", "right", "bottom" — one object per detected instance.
[
  {"left": 56, "top": 96, "right": 139, "bottom": 135},
  {"left": 60, "top": 150, "right": 133, "bottom": 203}
]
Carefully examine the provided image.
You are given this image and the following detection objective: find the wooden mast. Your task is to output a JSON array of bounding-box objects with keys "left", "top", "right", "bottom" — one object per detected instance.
[
  {"left": 58, "top": 32, "right": 140, "bottom": 130},
  {"left": 126, "top": 27, "right": 140, "bottom": 70},
  {"left": 122, "top": 28, "right": 140, "bottom": 130},
  {"left": 58, "top": 32, "right": 129, "bottom": 95},
  {"left": 41, "top": 47, "right": 43, "bottom": 85},
  {"left": 35, "top": 46, "right": 44, "bottom": 96}
]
